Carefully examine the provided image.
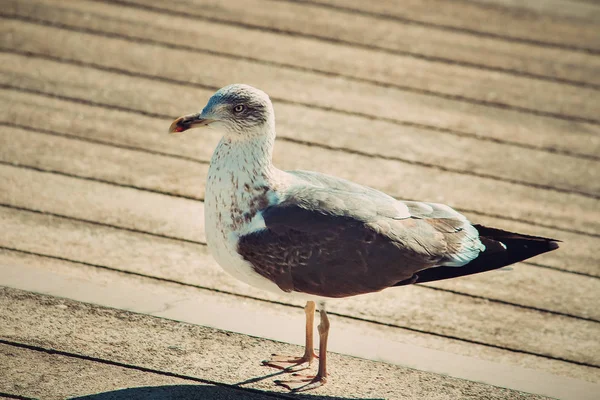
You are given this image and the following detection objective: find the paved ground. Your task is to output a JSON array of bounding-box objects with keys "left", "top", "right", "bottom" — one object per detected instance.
[{"left": 0, "top": 0, "right": 599, "bottom": 399}]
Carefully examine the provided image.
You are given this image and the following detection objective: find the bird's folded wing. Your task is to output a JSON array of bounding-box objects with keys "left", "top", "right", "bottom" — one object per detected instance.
[{"left": 236, "top": 171, "right": 483, "bottom": 297}]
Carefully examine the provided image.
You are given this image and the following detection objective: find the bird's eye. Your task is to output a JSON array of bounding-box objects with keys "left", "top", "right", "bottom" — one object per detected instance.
[{"left": 233, "top": 104, "right": 245, "bottom": 113}]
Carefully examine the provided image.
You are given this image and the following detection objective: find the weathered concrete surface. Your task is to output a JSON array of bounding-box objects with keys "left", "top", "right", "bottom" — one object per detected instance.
[
  {"left": 0, "top": 344, "right": 269, "bottom": 400},
  {"left": 1, "top": 114, "right": 598, "bottom": 277},
  {"left": 80, "top": 0, "right": 600, "bottom": 84},
  {"left": 3, "top": 21, "right": 599, "bottom": 158},
  {"left": 4, "top": 0, "right": 599, "bottom": 117},
  {"left": 315, "top": 0, "right": 600, "bottom": 52},
  {"left": 0, "top": 0, "right": 598, "bottom": 399},
  {"left": 0, "top": 286, "right": 561, "bottom": 400},
  {"left": 1, "top": 207, "right": 598, "bottom": 369},
  {"left": 0, "top": 66, "right": 598, "bottom": 233},
  {"left": 1, "top": 163, "right": 599, "bottom": 322},
  {"left": 1, "top": 249, "right": 598, "bottom": 388},
  {"left": 2, "top": 88, "right": 599, "bottom": 206}
]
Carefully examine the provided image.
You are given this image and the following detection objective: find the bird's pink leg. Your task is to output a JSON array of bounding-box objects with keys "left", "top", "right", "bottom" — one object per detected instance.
[
  {"left": 275, "top": 302, "right": 329, "bottom": 392},
  {"left": 262, "top": 301, "right": 318, "bottom": 372}
]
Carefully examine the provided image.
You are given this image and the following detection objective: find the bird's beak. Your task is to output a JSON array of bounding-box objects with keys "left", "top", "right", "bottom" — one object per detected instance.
[{"left": 168, "top": 113, "right": 216, "bottom": 134}]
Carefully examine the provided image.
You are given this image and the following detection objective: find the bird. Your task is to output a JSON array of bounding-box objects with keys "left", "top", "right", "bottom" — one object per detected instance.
[{"left": 169, "top": 84, "right": 559, "bottom": 392}]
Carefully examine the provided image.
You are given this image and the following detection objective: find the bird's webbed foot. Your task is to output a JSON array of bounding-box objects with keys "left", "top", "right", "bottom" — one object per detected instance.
[
  {"left": 274, "top": 372, "right": 327, "bottom": 392},
  {"left": 262, "top": 351, "right": 318, "bottom": 372}
]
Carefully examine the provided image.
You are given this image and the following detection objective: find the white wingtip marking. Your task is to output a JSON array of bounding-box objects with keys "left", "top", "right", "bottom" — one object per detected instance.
[
  {"left": 394, "top": 201, "right": 411, "bottom": 219},
  {"left": 441, "top": 224, "right": 486, "bottom": 267}
]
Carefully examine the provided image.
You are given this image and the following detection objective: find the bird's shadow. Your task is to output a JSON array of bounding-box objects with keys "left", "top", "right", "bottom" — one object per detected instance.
[{"left": 70, "top": 383, "right": 383, "bottom": 400}]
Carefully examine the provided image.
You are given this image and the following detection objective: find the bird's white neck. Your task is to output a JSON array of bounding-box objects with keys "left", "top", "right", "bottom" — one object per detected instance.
[
  {"left": 205, "top": 129, "right": 281, "bottom": 243},
  {"left": 208, "top": 131, "right": 276, "bottom": 184}
]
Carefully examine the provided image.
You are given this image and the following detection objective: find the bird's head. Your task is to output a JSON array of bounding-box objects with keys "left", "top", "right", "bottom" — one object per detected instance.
[{"left": 169, "top": 84, "right": 275, "bottom": 139}]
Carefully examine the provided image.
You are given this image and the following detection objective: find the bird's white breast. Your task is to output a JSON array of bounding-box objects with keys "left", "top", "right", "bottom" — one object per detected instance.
[{"left": 204, "top": 137, "right": 285, "bottom": 294}]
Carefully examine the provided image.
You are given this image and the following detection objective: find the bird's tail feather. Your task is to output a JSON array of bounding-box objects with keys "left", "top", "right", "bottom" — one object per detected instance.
[{"left": 395, "top": 224, "right": 559, "bottom": 286}]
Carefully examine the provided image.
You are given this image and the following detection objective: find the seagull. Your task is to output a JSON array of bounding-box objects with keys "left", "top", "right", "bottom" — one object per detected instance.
[{"left": 169, "top": 84, "right": 559, "bottom": 391}]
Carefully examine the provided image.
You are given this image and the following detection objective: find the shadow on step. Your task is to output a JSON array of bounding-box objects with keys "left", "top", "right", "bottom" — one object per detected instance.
[{"left": 71, "top": 384, "right": 382, "bottom": 400}]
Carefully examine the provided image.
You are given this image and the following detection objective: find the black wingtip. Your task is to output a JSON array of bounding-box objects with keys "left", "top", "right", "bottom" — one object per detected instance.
[
  {"left": 548, "top": 241, "right": 560, "bottom": 251},
  {"left": 395, "top": 225, "right": 560, "bottom": 287}
]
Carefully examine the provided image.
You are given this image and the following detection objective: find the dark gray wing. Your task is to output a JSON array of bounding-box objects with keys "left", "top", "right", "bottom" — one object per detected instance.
[{"left": 237, "top": 171, "right": 483, "bottom": 298}]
